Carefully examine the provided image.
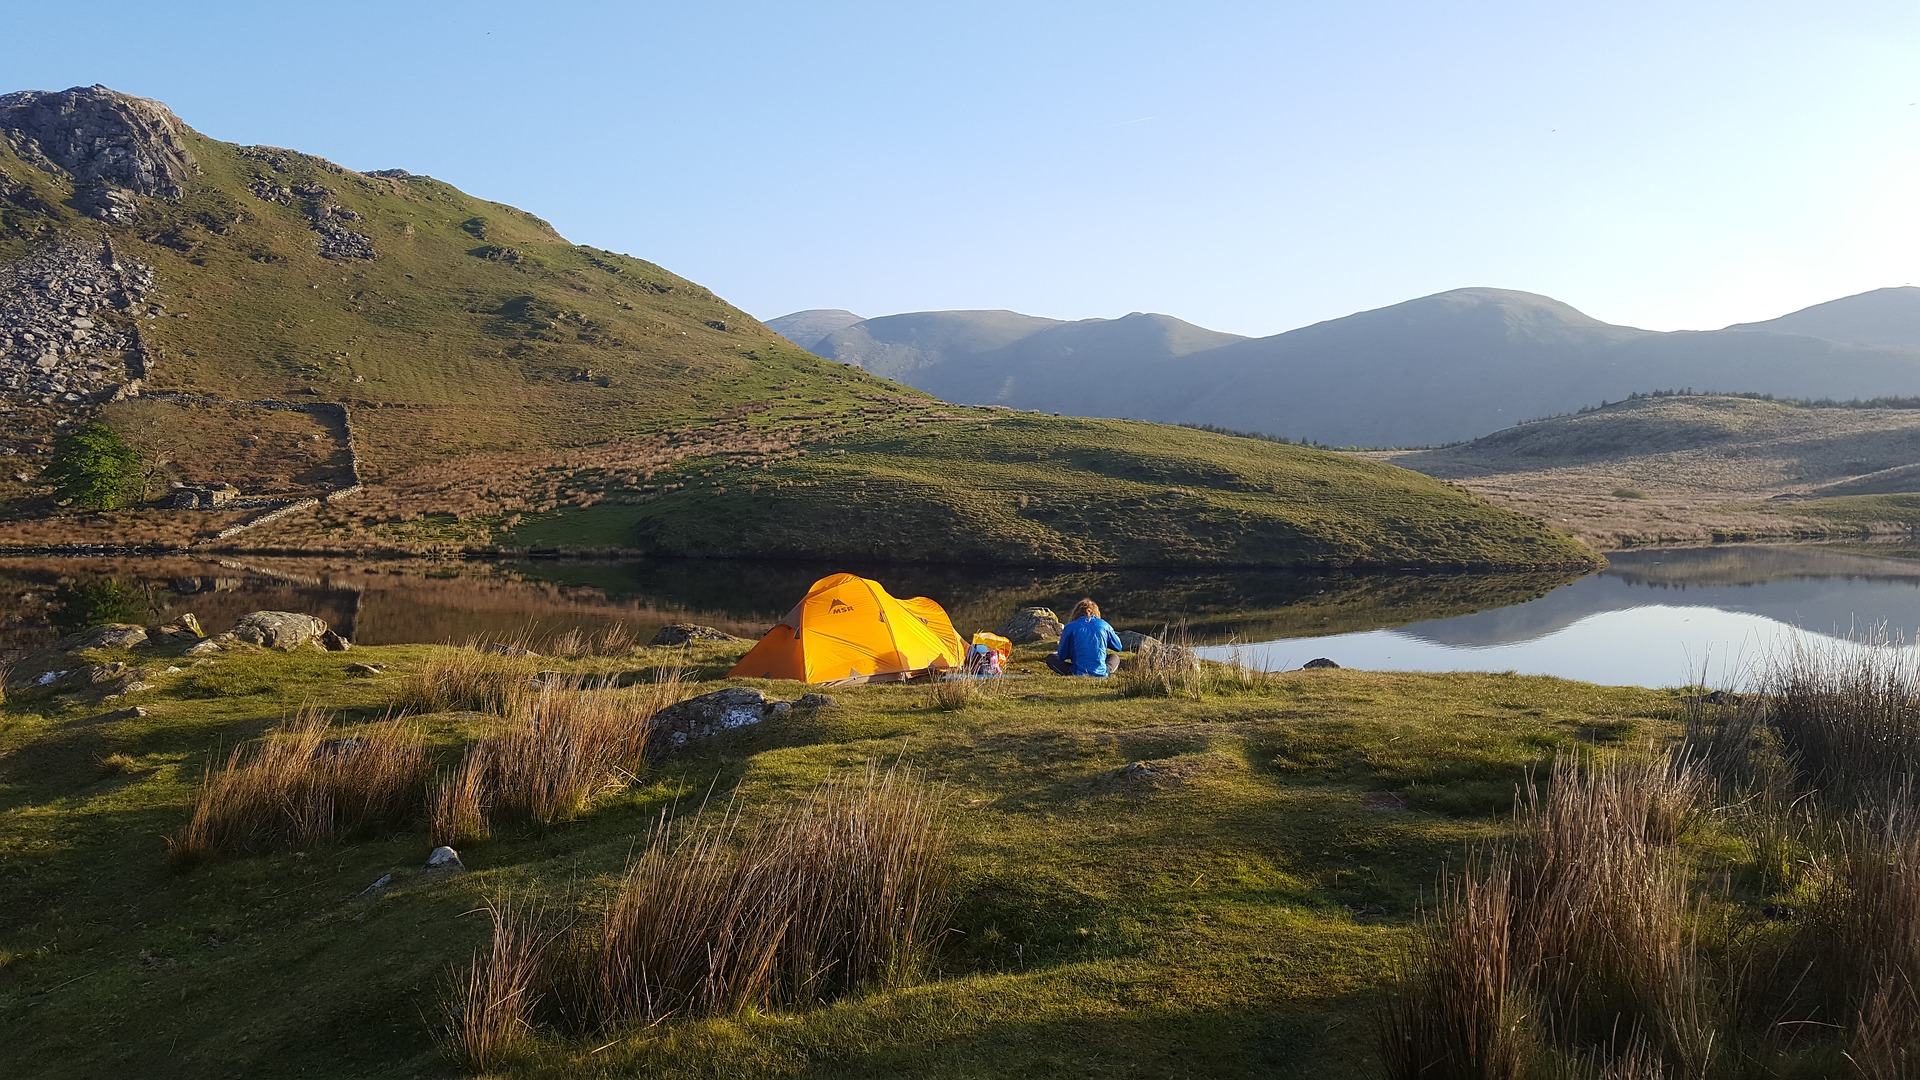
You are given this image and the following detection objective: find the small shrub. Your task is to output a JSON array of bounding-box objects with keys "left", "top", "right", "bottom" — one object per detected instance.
[
  {"left": 923, "top": 674, "right": 1001, "bottom": 711},
  {"left": 99, "top": 752, "right": 141, "bottom": 775},
  {"left": 43, "top": 421, "right": 143, "bottom": 509}
]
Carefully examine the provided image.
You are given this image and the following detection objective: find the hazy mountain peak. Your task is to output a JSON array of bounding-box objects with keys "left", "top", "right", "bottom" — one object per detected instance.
[
  {"left": 1727, "top": 287, "right": 1920, "bottom": 348},
  {"left": 764, "top": 308, "right": 864, "bottom": 350}
]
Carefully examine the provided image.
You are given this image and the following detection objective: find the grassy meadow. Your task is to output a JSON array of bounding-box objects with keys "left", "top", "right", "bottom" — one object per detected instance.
[{"left": 1, "top": 629, "right": 1688, "bottom": 1079}]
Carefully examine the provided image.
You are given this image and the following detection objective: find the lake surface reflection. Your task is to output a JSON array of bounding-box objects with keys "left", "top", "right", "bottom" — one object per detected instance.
[
  {"left": 1203, "top": 545, "right": 1920, "bottom": 688},
  {"left": 5, "top": 545, "right": 1919, "bottom": 688}
]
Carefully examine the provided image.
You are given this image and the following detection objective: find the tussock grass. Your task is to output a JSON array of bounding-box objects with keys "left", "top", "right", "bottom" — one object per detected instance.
[
  {"left": 1764, "top": 631, "right": 1920, "bottom": 807},
  {"left": 395, "top": 643, "right": 532, "bottom": 715},
  {"left": 428, "top": 745, "right": 491, "bottom": 847},
  {"left": 445, "top": 897, "right": 549, "bottom": 1072},
  {"left": 1383, "top": 750, "right": 1715, "bottom": 1078},
  {"left": 543, "top": 624, "right": 638, "bottom": 659},
  {"left": 459, "top": 665, "right": 685, "bottom": 833},
  {"left": 169, "top": 707, "right": 428, "bottom": 863},
  {"left": 1379, "top": 853, "right": 1528, "bottom": 1080},
  {"left": 1118, "top": 629, "right": 1270, "bottom": 700},
  {"left": 592, "top": 762, "right": 949, "bottom": 1024},
  {"left": 923, "top": 674, "right": 1003, "bottom": 711}
]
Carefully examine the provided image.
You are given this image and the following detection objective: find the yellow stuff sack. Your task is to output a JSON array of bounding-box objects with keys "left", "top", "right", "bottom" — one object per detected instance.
[{"left": 971, "top": 632, "right": 1013, "bottom": 662}]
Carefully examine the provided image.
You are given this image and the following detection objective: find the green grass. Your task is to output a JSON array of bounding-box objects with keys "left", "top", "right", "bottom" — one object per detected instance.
[
  {"left": 557, "top": 414, "right": 1597, "bottom": 569},
  {"left": 1780, "top": 493, "right": 1920, "bottom": 530},
  {"left": 0, "top": 95, "right": 1596, "bottom": 571},
  {"left": 0, "top": 636, "right": 1680, "bottom": 1078}
]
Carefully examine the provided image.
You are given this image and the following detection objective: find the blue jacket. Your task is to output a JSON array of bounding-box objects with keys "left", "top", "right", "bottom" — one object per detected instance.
[{"left": 1056, "top": 616, "right": 1124, "bottom": 676}]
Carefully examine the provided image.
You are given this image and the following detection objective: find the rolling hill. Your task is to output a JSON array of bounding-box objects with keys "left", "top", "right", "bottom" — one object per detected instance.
[
  {"left": 1379, "top": 394, "right": 1920, "bottom": 547},
  {"left": 0, "top": 85, "right": 1591, "bottom": 570},
  {"left": 1727, "top": 286, "right": 1920, "bottom": 347},
  {"left": 773, "top": 288, "right": 1920, "bottom": 447}
]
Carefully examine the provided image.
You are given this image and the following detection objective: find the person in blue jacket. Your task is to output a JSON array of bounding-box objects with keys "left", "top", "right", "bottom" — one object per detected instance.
[{"left": 1046, "top": 598, "right": 1124, "bottom": 677}]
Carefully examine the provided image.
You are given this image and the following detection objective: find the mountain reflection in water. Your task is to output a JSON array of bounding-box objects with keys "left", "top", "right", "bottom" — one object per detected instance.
[{"left": 1204, "top": 545, "right": 1920, "bottom": 688}]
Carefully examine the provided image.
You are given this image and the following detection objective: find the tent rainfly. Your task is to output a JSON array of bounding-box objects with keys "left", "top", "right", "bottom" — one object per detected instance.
[{"left": 727, "top": 573, "right": 965, "bottom": 684}]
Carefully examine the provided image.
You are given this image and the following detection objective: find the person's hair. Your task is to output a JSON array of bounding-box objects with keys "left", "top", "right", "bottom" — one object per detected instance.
[{"left": 1069, "top": 598, "right": 1100, "bottom": 621}]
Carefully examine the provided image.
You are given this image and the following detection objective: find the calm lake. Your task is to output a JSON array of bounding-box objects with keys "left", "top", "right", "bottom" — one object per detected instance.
[{"left": 5, "top": 544, "right": 1918, "bottom": 688}]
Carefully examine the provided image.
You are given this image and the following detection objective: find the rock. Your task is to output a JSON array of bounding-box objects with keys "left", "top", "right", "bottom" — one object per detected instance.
[
  {"left": 64, "top": 623, "right": 147, "bottom": 651},
  {"left": 1300, "top": 657, "right": 1340, "bottom": 670},
  {"left": 183, "top": 638, "right": 223, "bottom": 655},
  {"left": 359, "top": 873, "right": 393, "bottom": 898},
  {"left": 152, "top": 612, "right": 205, "bottom": 641},
  {"left": 345, "top": 662, "right": 385, "bottom": 676},
  {"left": 650, "top": 623, "right": 742, "bottom": 646},
  {"left": 995, "top": 607, "right": 1063, "bottom": 645},
  {"left": 1117, "top": 630, "right": 1160, "bottom": 652},
  {"left": 0, "top": 86, "right": 199, "bottom": 206},
  {"left": 318, "top": 629, "right": 352, "bottom": 652},
  {"left": 227, "top": 611, "right": 329, "bottom": 650},
  {"left": 652, "top": 688, "right": 785, "bottom": 747},
  {"left": 35, "top": 669, "right": 69, "bottom": 686},
  {"left": 483, "top": 642, "right": 538, "bottom": 657},
  {"left": 424, "top": 846, "right": 465, "bottom": 872},
  {"left": 792, "top": 693, "right": 839, "bottom": 710}
]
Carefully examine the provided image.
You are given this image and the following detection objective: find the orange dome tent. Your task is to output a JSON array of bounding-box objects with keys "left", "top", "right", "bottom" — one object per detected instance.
[{"left": 727, "top": 573, "right": 965, "bottom": 684}]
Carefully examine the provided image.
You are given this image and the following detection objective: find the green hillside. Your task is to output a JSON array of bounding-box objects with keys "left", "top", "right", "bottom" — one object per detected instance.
[{"left": 0, "top": 87, "right": 1592, "bottom": 570}]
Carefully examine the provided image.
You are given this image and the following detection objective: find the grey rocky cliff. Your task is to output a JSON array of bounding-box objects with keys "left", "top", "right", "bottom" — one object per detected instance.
[{"left": 0, "top": 85, "right": 198, "bottom": 222}]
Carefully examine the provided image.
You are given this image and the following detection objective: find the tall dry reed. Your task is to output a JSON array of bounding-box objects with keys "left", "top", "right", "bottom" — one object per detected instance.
[
  {"left": 1116, "top": 627, "right": 1207, "bottom": 700},
  {"left": 170, "top": 707, "right": 428, "bottom": 863},
  {"left": 429, "top": 744, "right": 491, "bottom": 847}
]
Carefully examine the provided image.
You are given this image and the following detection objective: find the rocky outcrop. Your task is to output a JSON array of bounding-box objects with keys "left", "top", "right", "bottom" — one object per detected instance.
[
  {"left": 652, "top": 687, "right": 791, "bottom": 747},
  {"left": 995, "top": 607, "right": 1062, "bottom": 644},
  {"left": 245, "top": 177, "right": 372, "bottom": 260},
  {"left": 0, "top": 241, "right": 155, "bottom": 404},
  {"left": 227, "top": 611, "right": 329, "bottom": 650},
  {"left": 0, "top": 85, "right": 198, "bottom": 222},
  {"left": 650, "top": 623, "right": 742, "bottom": 646}
]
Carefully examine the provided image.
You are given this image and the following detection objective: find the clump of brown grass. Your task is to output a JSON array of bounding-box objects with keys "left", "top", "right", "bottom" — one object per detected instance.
[
  {"left": 1379, "top": 853, "right": 1529, "bottom": 1080},
  {"left": 1382, "top": 750, "right": 1715, "bottom": 1078},
  {"left": 452, "top": 665, "right": 685, "bottom": 835},
  {"left": 1764, "top": 631, "right": 1920, "bottom": 807},
  {"left": 396, "top": 644, "right": 532, "bottom": 715},
  {"left": 592, "top": 762, "right": 949, "bottom": 1024},
  {"left": 445, "top": 897, "right": 549, "bottom": 1072},
  {"left": 0, "top": 664, "right": 11, "bottom": 706},
  {"left": 1807, "top": 790, "right": 1920, "bottom": 1076},
  {"left": 542, "top": 624, "right": 638, "bottom": 659},
  {"left": 923, "top": 673, "right": 1001, "bottom": 711},
  {"left": 169, "top": 707, "right": 428, "bottom": 863},
  {"left": 1116, "top": 626, "right": 1206, "bottom": 700},
  {"left": 1511, "top": 753, "right": 1714, "bottom": 1072},
  {"left": 429, "top": 745, "right": 491, "bottom": 847}
]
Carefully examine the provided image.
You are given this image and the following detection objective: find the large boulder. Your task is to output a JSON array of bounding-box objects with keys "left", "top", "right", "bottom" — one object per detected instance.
[
  {"left": 650, "top": 623, "right": 743, "bottom": 646},
  {"left": 995, "top": 607, "right": 1063, "bottom": 645},
  {"left": 227, "top": 611, "right": 329, "bottom": 650},
  {"left": 652, "top": 688, "right": 788, "bottom": 747}
]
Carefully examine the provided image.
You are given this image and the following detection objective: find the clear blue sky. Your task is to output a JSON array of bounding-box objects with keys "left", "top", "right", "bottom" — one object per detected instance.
[{"left": 4, "top": 1, "right": 1917, "bottom": 336}]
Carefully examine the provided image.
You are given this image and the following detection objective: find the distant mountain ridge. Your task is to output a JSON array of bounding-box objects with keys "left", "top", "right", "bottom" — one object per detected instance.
[{"left": 772, "top": 288, "right": 1920, "bottom": 447}]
